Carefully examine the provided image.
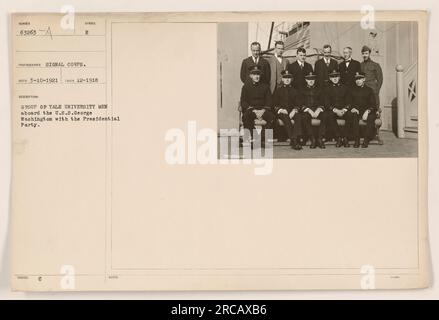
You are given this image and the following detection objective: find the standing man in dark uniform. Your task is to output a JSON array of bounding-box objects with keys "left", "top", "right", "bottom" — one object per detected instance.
[
  {"left": 315, "top": 44, "right": 339, "bottom": 89},
  {"left": 361, "top": 45, "right": 383, "bottom": 107},
  {"left": 339, "top": 47, "right": 361, "bottom": 87},
  {"left": 347, "top": 72, "right": 377, "bottom": 148},
  {"left": 272, "top": 70, "right": 303, "bottom": 150},
  {"left": 240, "top": 42, "right": 271, "bottom": 85},
  {"left": 299, "top": 72, "right": 327, "bottom": 149},
  {"left": 240, "top": 66, "right": 274, "bottom": 144},
  {"left": 287, "top": 47, "right": 314, "bottom": 89},
  {"left": 361, "top": 45, "right": 384, "bottom": 144},
  {"left": 325, "top": 71, "right": 352, "bottom": 148}
]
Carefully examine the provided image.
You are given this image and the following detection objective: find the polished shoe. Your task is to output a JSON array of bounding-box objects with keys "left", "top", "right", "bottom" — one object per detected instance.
[
  {"left": 300, "top": 138, "right": 307, "bottom": 146},
  {"left": 317, "top": 138, "right": 325, "bottom": 149},
  {"left": 353, "top": 139, "right": 360, "bottom": 148},
  {"left": 335, "top": 137, "right": 342, "bottom": 148},
  {"left": 361, "top": 138, "right": 369, "bottom": 148},
  {"left": 310, "top": 137, "right": 317, "bottom": 149},
  {"left": 290, "top": 139, "right": 297, "bottom": 149},
  {"left": 290, "top": 139, "right": 302, "bottom": 150},
  {"left": 343, "top": 137, "right": 350, "bottom": 148}
]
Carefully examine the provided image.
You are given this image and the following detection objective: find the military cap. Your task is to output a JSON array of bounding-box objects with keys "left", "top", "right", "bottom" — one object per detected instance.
[
  {"left": 281, "top": 69, "right": 293, "bottom": 78},
  {"left": 249, "top": 65, "right": 262, "bottom": 75},
  {"left": 354, "top": 71, "right": 366, "bottom": 79},
  {"left": 361, "top": 45, "right": 372, "bottom": 53},
  {"left": 304, "top": 72, "right": 316, "bottom": 80},
  {"left": 328, "top": 70, "right": 341, "bottom": 77}
]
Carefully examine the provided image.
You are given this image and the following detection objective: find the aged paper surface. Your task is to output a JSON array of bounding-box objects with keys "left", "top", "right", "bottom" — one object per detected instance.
[{"left": 10, "top": 11, "right": 429, "bottom": 291}]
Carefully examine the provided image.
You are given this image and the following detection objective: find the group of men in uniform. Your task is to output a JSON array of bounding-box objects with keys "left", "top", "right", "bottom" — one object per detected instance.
[{"left": 239, "top": 41, "right": 383, "bottom": 149}]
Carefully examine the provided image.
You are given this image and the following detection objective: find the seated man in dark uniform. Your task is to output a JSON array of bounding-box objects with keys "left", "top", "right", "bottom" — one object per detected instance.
[
  {"left": 240, "top": 66, "right": 275, "bottom": 145},
  {"left": 325, "top": 70, "right": 352, "bottom": 148},
  {"left": 347, "top": 71, "right": 377, "bottom": 148},
  {"left": 299, "top": 72, "right": 327, "bottom": 149},
  {"left": 272, "top": 70, "right": 303, "bottom": 150}
]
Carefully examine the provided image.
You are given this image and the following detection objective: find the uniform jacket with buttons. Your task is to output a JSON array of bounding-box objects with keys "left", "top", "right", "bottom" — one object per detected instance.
[
  {"left": 346, "top": 85, "right": 377, "bottom": 111},
  {"left": 360, "top": 58, "right": 383, "bottom": 95},
  {"left": 272, "top": 84, "right": 301, "bottom": 113},
  {"left": 298, "top": 85, "right": 324, "bottom": 111},
  {"left": 324, "top": 83, "right": 350, "bottom": 110},
  {"left": 240, "top": 81, "right": 272, "bottom": 112}
]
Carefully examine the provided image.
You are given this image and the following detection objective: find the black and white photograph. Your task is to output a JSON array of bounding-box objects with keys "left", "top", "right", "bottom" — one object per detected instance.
[{"left": 217, "top": 21, "right": 419, "bottom": 158}]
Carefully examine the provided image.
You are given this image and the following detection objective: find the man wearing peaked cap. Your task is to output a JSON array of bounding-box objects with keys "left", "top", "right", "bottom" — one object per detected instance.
[
  {"left": 272, "top": 69, "right": 303, "bottom": 150},
  {"left": 346, "top": 71, "right": 377, "bottom": 148},
  {"left": 324, "top": 70, "right": 352, "bottom": 147},
  {"left": 361, "top": 45, "right": 383, "bottom": 106},
  {"left": 361, "top": 45, "right": 383, "bottom": 123},
  {"left": 240, "top": 65, "right": 275, "bottom": 144},
  {"left": 299, "top": 72, "right": 327, "bottom": 149}
]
